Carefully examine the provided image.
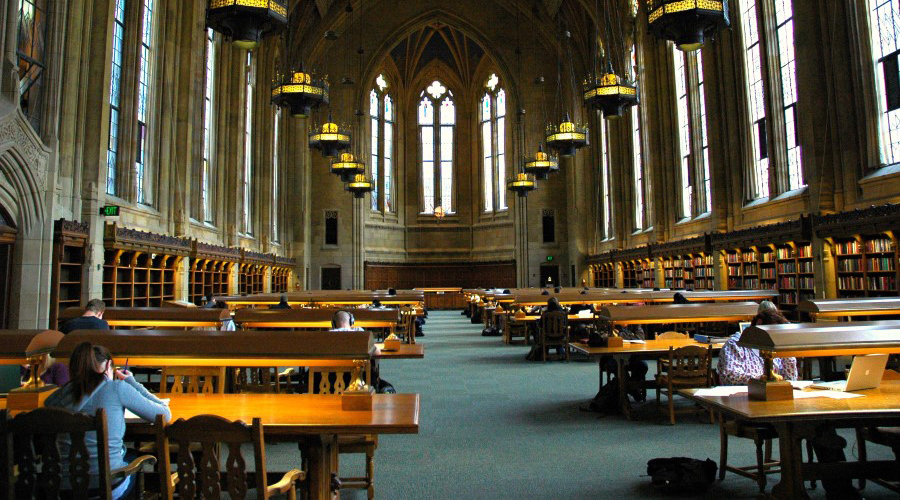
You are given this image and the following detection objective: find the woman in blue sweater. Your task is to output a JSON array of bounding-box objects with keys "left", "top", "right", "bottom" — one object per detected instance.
[{"left": 46, "top": 342, "right": 171, "bottom": 499}]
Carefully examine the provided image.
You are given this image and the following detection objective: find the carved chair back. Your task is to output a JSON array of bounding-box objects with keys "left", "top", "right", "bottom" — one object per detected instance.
[
  {"left": 664, "top": 345, "right": 713, "bottom": 383},
  {"left": 2, "top": 407, "right": 113, "bottom": 499},
  {"left": 540, "top": 311, "right": 569, "bottom": 342},
  {"left": 657, "top": 331, "right": 689, "bottom": 340},
  {"left": 308, "top": 366, "right": 368, "bottom": 395},
  {"left": 155, "top": 414, "right": 268, "bottom": 500},
  {"left": 159, "top": 366, "right": 226, "bottom": 395}
]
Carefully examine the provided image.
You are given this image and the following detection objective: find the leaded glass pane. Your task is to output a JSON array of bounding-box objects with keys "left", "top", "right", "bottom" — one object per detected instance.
[
  {"left": 483, "top": 121, "right": 493, "bottom": 212},
  {"left": 740, "top": 0, "right": 769, "bottom": 199},
  {"left": 870, "top": 0, "right": 900, "bottom": 165}
]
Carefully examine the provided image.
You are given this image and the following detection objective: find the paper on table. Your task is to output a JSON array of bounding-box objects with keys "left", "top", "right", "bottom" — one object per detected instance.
[
  {"left": 790, "top": 380, "right": 814, "bottom": 389},
  {"left": 792, "top": 390, "right": 865, "bottom": 399},
  {"left": 124, "top": 409, "right": 145, "bottom": 421},
  {"left": 623, "top": 339, "right": 645, "bottom": 344},
  {"left": 694, "top": 386, "right": 748, "bottom": 397}
]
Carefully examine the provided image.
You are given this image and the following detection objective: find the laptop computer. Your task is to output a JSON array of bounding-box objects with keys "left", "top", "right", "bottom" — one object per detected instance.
[
  {"left": 809, "top": 354, "right": 889, "bottom": 392},
  {"left": 738, "top": 321, "right": 750, "bottom": 333}
]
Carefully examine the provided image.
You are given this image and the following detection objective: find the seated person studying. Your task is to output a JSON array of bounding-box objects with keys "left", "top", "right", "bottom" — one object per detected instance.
[
  {"left": 46, "top": 342, "right": 171, "bottom": 500},
  {"left": 60, "top": 299, "right": 110, "bottom": 334},
  {"left": 330, "top": 310, "right": 363, "bottom": 331}
]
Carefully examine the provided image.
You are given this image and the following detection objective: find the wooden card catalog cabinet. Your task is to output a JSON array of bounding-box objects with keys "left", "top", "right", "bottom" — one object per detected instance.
[
  {"left": 57, "top": 307, "right": 231, "bottom": 329},
  {"left": 738, "top": 320, "right": 900, "bottom": 400},
  {"left": 53, "top": 330, "right": 375, "bottom": 368},
  {"left": 0, "top": 330, "right": 65, "bottom": 411}
]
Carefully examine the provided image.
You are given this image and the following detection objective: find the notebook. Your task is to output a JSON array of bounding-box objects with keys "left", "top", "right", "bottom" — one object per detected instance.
[{"left": 809, "top": 354, "right": 888, "bottom": 392}]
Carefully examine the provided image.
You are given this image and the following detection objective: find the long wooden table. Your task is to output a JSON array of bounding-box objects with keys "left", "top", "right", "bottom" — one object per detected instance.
[
  {"left": 798, "top": 297, "right": 900, "bottom": 321},
  {"left": 126, "top": 393, "right": 419, "bottom": 500},
  {"left": 58, "top": 307, "right": 232, "bottom": 329},
  {"left": 681, "top": 382, "right": 900, "bottom": 499},
  {"left": 374, "top": 343, "right": 425, "bottom": 359},
  {"left": 570, "top": 339, "right": 724, "bottom": 419},
  {"left": 234, "top": 308, "right": 401, "bottom": 332}
]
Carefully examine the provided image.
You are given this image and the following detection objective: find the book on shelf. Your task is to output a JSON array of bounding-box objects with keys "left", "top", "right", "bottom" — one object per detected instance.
[
  {"left": 865, "top": 237, "right": 893, "bottom": 253},
  {"left": 835, "top": 240, "right": 860, "bottom": 255}
]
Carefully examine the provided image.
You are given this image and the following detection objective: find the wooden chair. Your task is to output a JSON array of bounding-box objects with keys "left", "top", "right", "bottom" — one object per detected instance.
[
  {"left": 154, "top": 414, "right": 304, "bottom": 500},
  {"left": 503, "top": 312, "right": 528, "bottom": 345},
  {"left": 855, "top": 369, "right": 900, "bottom": 493},
  {"left": 655, "top": 345, "right": 713, "bottom": 425},
  {"left": 656, "top": 331, "right": 689, "bottom": 340},
  {"left": 395, "top": 307, "right": 416, "bottom": 344},
  {"left": 308, "top": 365, "right": 377, "bottom": 499},
  {"left": 539, "top": 311, "right": 569, "bottom": 362},
  {"left": 718, "top": 415, "right": 781, "bottom": 492},
  {"left": 2, "top": 407, "right": 156, "bottom": 499},
  {"left": 159, "top": 366, "right": 226, "bottom": 395},
  {"left": 232, "top": 367, "right": 296, "bottom": 393}
]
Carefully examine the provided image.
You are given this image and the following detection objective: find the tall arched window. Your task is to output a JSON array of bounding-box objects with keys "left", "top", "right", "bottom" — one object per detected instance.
[
  {"left": 242, "top": 52, "right": 254, "bottom": 235},
  {"left": 106, "top": 0, "right": 126, "bottom": 196},
  {"left": 419, "top": 80, "right": 455, "bottom": 214},
  {"left": 631, "top": 46, "right": 648, "bottom": 230},
  {"left": 272, "top": 107, "right": 280, "bottom": 241},
  {"left": 672, "top": 47, "right": 712, "bottom": 218},
  {"left": 369, "top": 75, "right": 394, "bottom": 212},
  {"left": 600, "top": 121, "right": 614, "bottom": 240},
  {"left": 738, "top": 0, "right": 804, "bottom": 199},
  {"left": 135, "top": 0, "right": 156, "bottom": 205},
  {"left": 201, "top": 28, "right": 215, "bottom": 223},
  {"left": 480, "top": 74, "right": 507, "bottom": 212},
  {"left": 868, "top": 0, "right": 900, "bottom": 167}
]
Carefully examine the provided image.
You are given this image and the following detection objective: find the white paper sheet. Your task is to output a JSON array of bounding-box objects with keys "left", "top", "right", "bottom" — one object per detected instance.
[
  {"left": 792, "top": 390, "right": 865, "bottom": 399},
  {"left": 790, "top": 380, "right": 814, "bottom": 389},
  {"left": 623, "top": 339, "right": 645, "bottom": 344},
  {"left": 694, "top": 386, "right": 748, "bottom": 397}
]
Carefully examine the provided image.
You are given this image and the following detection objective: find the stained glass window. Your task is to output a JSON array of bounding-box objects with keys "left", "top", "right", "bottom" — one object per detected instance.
[
  {"left": 674, "top": 50, "right": 692, "bottom": 218},
  {"left": 384, "top": 95, "right": 394, "bottom": 212},
  {"left": 481, "top": 94, "right": 493, "bottom": 212},
  {"left": 774, "top": 0, "right": 803, "bottom": 190},
  {"left": 869, "top": 0, "right": 900, "bottom": 166},
  {"left": 740, "top": 0, "right": 770, "bottom": 199},
  {"left": 697, "top": 54, "right": 711, "bottom": 213},
  {"left": 135, "top": 0, "right": 155, "bottom": 205},
  {"left": 106, "top": 0, "right": 126, "bottom": 196},
  {"left": 601, "top": 123, "right": 614, "bottom": 240},
  {"left": 272, "top": 107, "right": 280, "bottom": 240},
  {"left": 480, "top": 79, "right": 508, "bottom": 212},
  {"left": 202, "top": 29, "right": 214, "bottom": 222},
  {"left": 419, "top": 81, "right": 454, "bottom": 214},
  {"left": 370, "top": 89, "right": 379, "bottom": 211},
  {"left": 369, "top": 77, "right": 394, "bottom": 213},
  {"left": 16, "top": 0, "right": 47, "bottom": 134},
  {"left": 632, "top": 47, "right": 645, "bottom": 230},
  {"left": 243, "top": 52, "right": 253, "bottom": 234}
]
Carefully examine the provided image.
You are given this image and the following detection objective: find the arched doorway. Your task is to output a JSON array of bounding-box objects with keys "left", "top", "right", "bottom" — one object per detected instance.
[{"left": 0, "top": 206, "right": 17, "bottom": 328}]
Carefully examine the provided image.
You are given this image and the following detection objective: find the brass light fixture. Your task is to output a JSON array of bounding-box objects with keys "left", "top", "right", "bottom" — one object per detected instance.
[
  {"left": 646, "top": 0, "right": 730, "bottom": 51},
  {"left": 584, "top": 61, "right": 638, "bottom": 118},
  {"left": 206, "top": 0, "right": 287, "bottom": 50},
  {"left": 523, "top": 144, "right": 559, "bottom": 179},
  {"left": 346, "top": 173, "right": 374, "bottom": 199},
  {"left": 433, "top": 205, "right": 446, "bottom": 220},
  {"left": 331, "top": 152, "right": 366, "bottom": 182},
  {"left": 271, "top": 67, "right": 328, "bottom": 117},
  {"left": 546, "top": 115, "right": 589, "bottom": 158},
  {"left": 309, "top": 114, "right": 351, "bottom": 158},
  {"left": 507, "top": 172, "right": 537, "bottom": 197}
]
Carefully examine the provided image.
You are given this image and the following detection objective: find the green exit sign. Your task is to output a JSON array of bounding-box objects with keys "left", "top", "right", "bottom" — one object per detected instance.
[
  {"left": 99, "top": 205, "right": 120, "bottom": 217},
  {"left": 546, "top": 255, "right": 554, "bottom": 262}
]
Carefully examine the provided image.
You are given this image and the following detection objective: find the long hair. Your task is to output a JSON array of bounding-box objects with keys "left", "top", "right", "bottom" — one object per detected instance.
[{"left": 69, "top": 342, "right": 112, "bottom": 402}]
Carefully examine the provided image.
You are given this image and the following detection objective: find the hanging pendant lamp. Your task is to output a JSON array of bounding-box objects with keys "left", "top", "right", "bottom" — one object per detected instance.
[
  {"left": 346, "top": 173, "right": 375, "bottom": 199},
  {"left": 309, "top": 113, "right": 351, "bottom": 158},
  {"left": 271, "top": 67, "right": 328, "bottom": 117},
  {"left": 331, "top": 152, "right": 366, "bottom": 182},
  {"left": 523, "top": 144, "right": 559, "bottom": 179},
  {"left": 546, "top": 114, "right": 588, "bottom": 158},
  {"left": 507, "top": 172, "right": 537, "bottom": 197},
  {"left": 646, "top": 0, "right": 730, "bottom": 51},
  {"left": 206, "top": 0, "right": 287, "bottom": 50},
  {"left": 584, "top": 61, "right": 638, "bottom": 118}
]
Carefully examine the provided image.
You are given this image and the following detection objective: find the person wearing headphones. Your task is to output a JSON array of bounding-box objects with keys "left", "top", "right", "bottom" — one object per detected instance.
[{"left": 330, "top": 310, "right": 363, "bottom": 331}]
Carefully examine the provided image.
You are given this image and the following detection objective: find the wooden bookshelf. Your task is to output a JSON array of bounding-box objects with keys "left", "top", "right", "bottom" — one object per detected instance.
[
  {"left": 691, "top": 253, "right": 714, "bottom": 290},
  {"left": 663, "top": 257, "right": 685, "bottom": 289},
  {"left": 724, "top": 247, "right": 760, "bottom": 290},
  {"left": 590, "top": 263, "right": 615, "bottom": 288},
  {"left": 758, "top": 245, "right": 777, "bottom": 291},
  {"left": 640, "top": 259, "right": 656, "bottom": 288},
  {"left": 833, "top": 233, "right": 898, "bottom": 298},
  {"left": 272, "top": 266, "right": 292, "bottom": 293},
  {"left": 102, "top": 250, "right": 177, "bottom": 307},
  {"left": 189, "top": 259, "right": 233, "bottom": 305},
  {"left": 50, "top": 220, "right": 89, "bottom": 327},
  {"left": 622, "top": 261, "right": 639, "bottom": 288},
  {"left": 239, "top": 263, "right": 265, "bottom": 295},
  {"left": 775, "top": 242, "right": 816, "bottom": 306}
]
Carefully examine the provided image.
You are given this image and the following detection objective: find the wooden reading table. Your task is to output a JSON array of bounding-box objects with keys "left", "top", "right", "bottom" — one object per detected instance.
[
  {"left": 681, "top": 382, "right": 900, "bottom": 499},
  {"left": 798, "top": 297, "right": 900, "bottom": 321},
  {"left": 596, "top": 302, "right": 759, "bottom": 328},
  {"left": 570, "top": 339, "right": 725, "bottom": 420},
  {"left": 234, "top": 308, "right": 401, "bottom": 333},
  {"left": 58, "top": 307, "right": 231, "bottom": 329},
  {"left": 125, "top": 392, "right": 420, "bottom": 500}
]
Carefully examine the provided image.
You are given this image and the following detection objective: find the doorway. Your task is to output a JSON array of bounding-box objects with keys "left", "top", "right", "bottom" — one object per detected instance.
[
  {"left": 539, "top": 265, "right": 559, "bottom": 288},
  {"left": 321, "top": 266, "right": 341, "bottom": 290},
  {"left": 0, "top": 209, "right": 16, "bottom": 329}
]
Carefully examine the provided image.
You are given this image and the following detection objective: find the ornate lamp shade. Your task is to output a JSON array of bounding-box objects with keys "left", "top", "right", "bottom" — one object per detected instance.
[
  {"left": 507, "top": 172, "right": 537, "bottom": 197},
  {"left": 433, "top": 206, "right": 446, "bottom": 220},
  {"left": 206, "top": 0, "right": 288, "bottom": 50},
  {"left": 647, "top": 0, "right": 730, "bottom": 52},
  {"left": 331, "top": 152, "right": 366, "bottom": 182},
  {"left": 272, "top": 69, "right": 328, "bottom": 117},
  {"left": 523, "top": 144, "right": 559, "bottom": 180},
  {"left": 584, "top": 69, "right": 638, "bottom": 118},
  {"left": 545, "top": 116, "right": 588, "bottom": 158},
  {"left": 309, "top": 119, "right": 351, "bottom": 158},
  {"left": 346, "top": 173, "right": 374, "bottom": 199}
]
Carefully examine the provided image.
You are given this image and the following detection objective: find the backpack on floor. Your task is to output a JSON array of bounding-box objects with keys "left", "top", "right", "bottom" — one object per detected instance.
[{"left": 646, "top": 457, "right": 717, "bottom": 493}]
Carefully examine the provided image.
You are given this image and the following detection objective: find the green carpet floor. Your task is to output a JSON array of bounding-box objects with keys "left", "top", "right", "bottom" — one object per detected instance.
[{"left": 265, "top": 311, "right": 898, "bottom": 499}]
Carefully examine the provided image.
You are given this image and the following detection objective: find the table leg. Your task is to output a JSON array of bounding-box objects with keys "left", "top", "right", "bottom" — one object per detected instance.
[
  {"left": 617, "top": 356, "right": 633, "bottom": 420},
  {"left": 302, "top": 434, "right": 340, "bottom": 500},
  {"left": 771, "top": 422, "right": 810, "bottom": 500}
]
